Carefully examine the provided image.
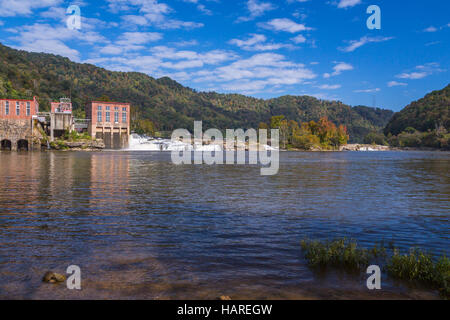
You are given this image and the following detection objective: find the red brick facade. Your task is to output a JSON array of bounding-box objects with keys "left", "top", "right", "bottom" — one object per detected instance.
[
  {"left": 85, "top": 101, "right": 130, "bottom": 149},
  {"left": 0, "top": 96, "right": 39, "bottom": 120}
]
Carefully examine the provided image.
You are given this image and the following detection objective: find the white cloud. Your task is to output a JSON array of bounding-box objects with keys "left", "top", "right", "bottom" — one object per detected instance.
[
  {"left": 291, "top": 34, "right": 306, "bottom": 44},
  {"left": 336, "top": 0, "right": 362, "bottom": 9},
  {"left": 40, "top": 7, "right": 117, "bottom": 30},
  {"left": 196, "top": 4, "right": 212, "bottom": 15},
  {"left": 259, "top": 18, "right": 312, "bottom": 33},
  {"left": 317, "top": 84, "right": 341, "bottom": 90},
  {"left": 4, "top": 22, "right": 108, "bottom": 61},
  {"left": 116, "top": 32, "right": 163, "bottom": 45},
  {"left": 387, "top": 81, "right": 408, "bottom": 87},
  {"left": 90, "top": 46, "right": 237, "bottom": 76},
  {"left": 122, "top": 15, "right": 148, "bottom": 26},
  {"left": 423, "top": 26, "right": 438, "bottom": 32},
  {"left": 304, "top": 92, "right": 340, "bottom": 101},
  {"left": 173, "top": 40, "right": 199, "bottom": 47},
  {"left": 8, "top": 23, "right": 107, "bottom": 44},
  {"left": 396, "top": 72, "right": 428, "bottom": 80},
  {"left": 340, "top": 36, "right": 394, "bottom": 52},
  {"left": 0, "top": 0, "right": 62, "bottom": 17},
  {"left": 85, "top": 56, "right": 162, "bottom": 74},
  {"left": 323, "top": 62, "right": 353, "bottom": 78},
  {"left": 425, "top": 41, "right": 441, "bottom": 47},
  {"left": 100, "top": 32, "right": 163, "bottom": 55},
  {"left": 237, "top": 0, "right": 276, "bottom": 22},
  {"left": 354, "top": 88, "right": 380, "bottom": 93},
  {"left": 192, "top": 53, "right": 316, "bottom": 94},
  {"left": 108, "top": 0, "right": 203, "bottom": 29},
  {"left": 40, "top": 6, "right": 65, "bottom": 20},
  {"left": 396, "top": 63, "right": 444, "bottom": 80},
  {"left": 182, "top": 0, "right": 212, "bottom": 15},
  {"left": 423, "top": 23, "right": 450, "bottom": 32},
  {"left": 15, "top": 39, "right": 80, "bottom": 61},
  {"left": 150, "top": 46, "right": 236, "bottom": 65},
  {"left": 228, "top": 34, "right": 291, "bottom": 51}
]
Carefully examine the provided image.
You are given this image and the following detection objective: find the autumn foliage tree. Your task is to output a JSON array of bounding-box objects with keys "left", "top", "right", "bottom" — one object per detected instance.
[{"left": 267, "top": 116, "right": 349, "bottom": 150}]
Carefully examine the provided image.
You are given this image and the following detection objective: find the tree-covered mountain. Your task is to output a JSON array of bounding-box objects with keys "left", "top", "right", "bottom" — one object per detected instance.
[
  {"left": 381, "top": 84, "right": 450, "bottom": 150},
  {"left": 384, "top": 84, "right": 450, "bottom": 136},
  {"left": 0, "top": 43, "right": 394, "bottom": 142}
]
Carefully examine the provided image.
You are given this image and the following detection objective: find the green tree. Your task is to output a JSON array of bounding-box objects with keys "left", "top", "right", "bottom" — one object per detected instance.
[
  {"left": 270, "top": 115, "right": 285, "bottom": 129},
  {"left": 364, "top": 132, "right": 387, "bottom": 145}
]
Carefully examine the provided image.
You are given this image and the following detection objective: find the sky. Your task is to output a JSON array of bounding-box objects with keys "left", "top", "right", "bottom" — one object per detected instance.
[{"left": 0, "top": 0, "right": 449, "bottom": 111}]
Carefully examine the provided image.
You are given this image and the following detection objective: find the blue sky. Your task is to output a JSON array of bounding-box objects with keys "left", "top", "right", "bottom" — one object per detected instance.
[{"left": 0, "top": 0, "right": 449, "bottom": 111}]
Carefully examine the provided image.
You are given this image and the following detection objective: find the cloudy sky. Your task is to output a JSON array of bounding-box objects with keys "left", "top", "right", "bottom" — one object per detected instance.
[{"left": 0, "top": 0, "right": 449, "bottom": 111}]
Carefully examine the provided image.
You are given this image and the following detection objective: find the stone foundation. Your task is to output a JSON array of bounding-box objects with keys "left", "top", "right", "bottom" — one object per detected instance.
[{"left": 0, "top": 119, "right": 33, "bottom": 151}]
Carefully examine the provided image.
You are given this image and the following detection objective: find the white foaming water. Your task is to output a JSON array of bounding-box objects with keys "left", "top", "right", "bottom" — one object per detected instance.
[
  {"left": 127, "top": 134, "right": 277, "bottom": 152},
  {"left": 127, "top": 134, "right": 222, "bottom": 152}
]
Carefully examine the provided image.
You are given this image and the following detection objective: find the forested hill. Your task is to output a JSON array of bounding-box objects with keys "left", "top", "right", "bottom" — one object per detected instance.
[
  {"left": 384, "top": 84, "right": 450, "bottom": 136},
  {"left": 0, "top": 43, "right": 393, "bottom": 142}
]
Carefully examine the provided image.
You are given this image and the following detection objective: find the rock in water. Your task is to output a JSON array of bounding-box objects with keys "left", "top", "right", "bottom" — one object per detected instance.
[
  {"left": 219, "top": 295, "right": 231, "bottom": 301},
  {"left": 42, "top": 271, "right": 66, "bottom": 283}
]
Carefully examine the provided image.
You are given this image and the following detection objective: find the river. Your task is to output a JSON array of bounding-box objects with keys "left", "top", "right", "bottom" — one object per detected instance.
[{"left": 0, "top": 150, "right": 448, "bottom": 299}]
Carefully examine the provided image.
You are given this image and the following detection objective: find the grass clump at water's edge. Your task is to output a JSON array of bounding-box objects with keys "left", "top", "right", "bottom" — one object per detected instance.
[
  {"left": 386, "top": 248, "right": 449, "bottom": 298},
  {"left": 300, "top": 239, "right": 374, "bottom": 272},
  {"left": 300, "top": 238, "right": 449, "bottom": 299}
]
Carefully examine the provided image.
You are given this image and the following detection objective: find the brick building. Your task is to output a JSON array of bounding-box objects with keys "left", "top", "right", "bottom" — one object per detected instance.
[
  {"left": 51, "top": 97, "right": 72, "bottom": 113},
  {"left": 0, "top": 96, "right": 39, "bottom": 151},
  {"left": 86, "top": 101, "right": 130, "bottom": 149},
  {"left": 0, "top": 96, "right": 39, "bottom": 120}
]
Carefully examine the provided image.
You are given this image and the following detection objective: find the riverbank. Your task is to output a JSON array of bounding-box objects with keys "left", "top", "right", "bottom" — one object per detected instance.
[{"left": 47, "top": 139, "right": 105, "bottom": 151}]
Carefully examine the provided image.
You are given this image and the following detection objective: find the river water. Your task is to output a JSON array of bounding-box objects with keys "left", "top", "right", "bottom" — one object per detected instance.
[{"left": 0, "top": 151, "right": 449, "bottom": 299}]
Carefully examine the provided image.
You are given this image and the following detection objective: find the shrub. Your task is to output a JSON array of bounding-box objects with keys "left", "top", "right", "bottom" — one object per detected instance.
[
  {"left": 300, "top": 239, "right": 370, "bottom": 272},
  {"left": 63, "top": 130, "right": 92, "bottom": 142},
  {"left": 301, "top": 239, "right": 449, "bottom": 299},
  {"left": 386, "top": 249, "right": 449, "bottom": 298}
]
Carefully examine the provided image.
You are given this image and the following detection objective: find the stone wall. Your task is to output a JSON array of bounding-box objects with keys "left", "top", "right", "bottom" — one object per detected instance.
[{"left": 0, "top": 119, "right": 33, "bottom": 151}]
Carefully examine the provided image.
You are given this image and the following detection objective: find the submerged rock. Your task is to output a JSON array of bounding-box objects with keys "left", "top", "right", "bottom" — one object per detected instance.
[
  {"left": 218, "top": 295, "right": 231, "bottom": 301},
  {"left": 42, "top": 271, "right": 66, "bottom": 283}
]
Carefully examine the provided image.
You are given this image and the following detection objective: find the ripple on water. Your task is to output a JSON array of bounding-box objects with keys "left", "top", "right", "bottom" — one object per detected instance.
[{"left": 0, "top": 151, "right": 449, "bottom": 299}]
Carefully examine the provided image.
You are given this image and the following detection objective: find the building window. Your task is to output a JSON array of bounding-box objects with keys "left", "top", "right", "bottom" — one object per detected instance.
[
  {"left": 114, "top": 111, "right": 119, "bottom": 123},
  {"left": 106, "top": 106, "right": 110, "bottom": 111},
  {"left": 122, "top": 112, "right": 127, "bottom": 123},
  {"left": 5, "top": 101, "right": 9, "bottom": 115},
  {"left": 98, "top": 106, "right": 102, "bottom": 111},
  {"left": 122, "top": 107, "right": 127, "bottom": 112},
  {"left": 16, "top": 102, "right": 20, "bottom": 116},
  {"left": 105, "top": 111, "right": 110, "bottom": 122},
  {"left": 115, "top": 107, "right": 119, "bottom": 111},
  {"left": 97, "top": 111, "right": 102, "bottom": 122},
  {"left": 26, "top": 102, "right": 30, "bottom": 116}
]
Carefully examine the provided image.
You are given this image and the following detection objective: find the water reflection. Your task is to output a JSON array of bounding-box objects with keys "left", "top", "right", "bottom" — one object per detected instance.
[{"left": 0, "top": 151, "right": 448, "bottom": 299}]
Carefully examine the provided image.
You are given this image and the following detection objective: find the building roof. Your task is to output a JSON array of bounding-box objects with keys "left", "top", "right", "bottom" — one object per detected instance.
[
  {"left": 0, "top": 98, "right": 35, "bottom": 102},
  {"left": 89, "top": 101, "right": 130, "bottom": 105}
]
